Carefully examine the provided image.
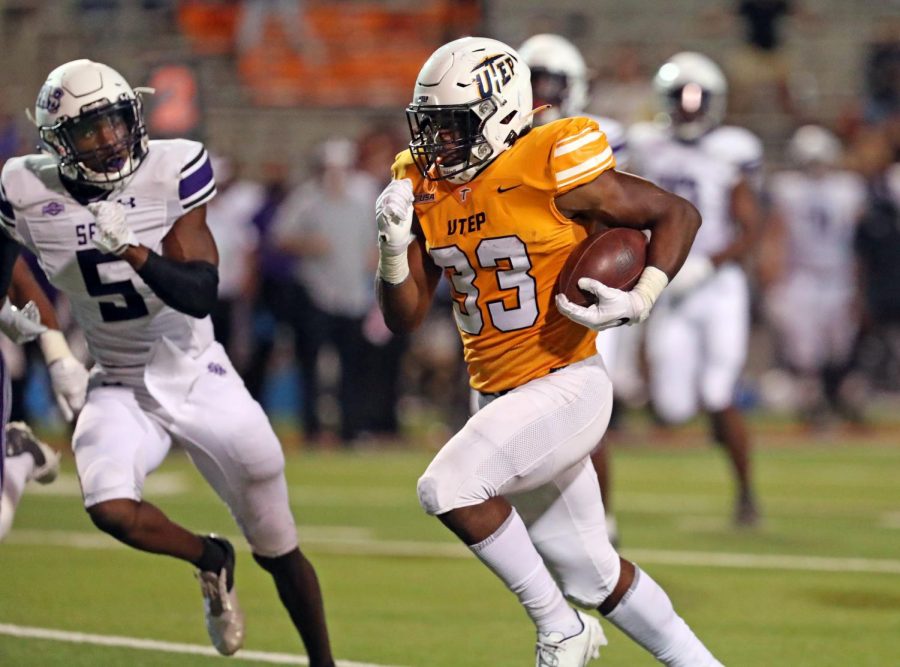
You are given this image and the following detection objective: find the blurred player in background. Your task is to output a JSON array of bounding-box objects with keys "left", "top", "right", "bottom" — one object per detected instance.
[
  {"left": 1, "top": 59, "right": 334, "bottom": 665},
  {"left": 205, "top": 153, "right": 262, "bottom": 362},
  {"left": 629, "top": 52, "right": 763, "bottom": 526},
  {"left": 378, "top": 36, "right": 722, "bottom": 667},
  {"left": 273, "top": 138, "right": 380, "bottom": 445},
  {"left": 0, "top": 257, "right": 86, "bottom": 540},
  {"left": 518, "top": 33, "right": 629, "bottom": 545},
  {"left": 765, "top": 125, "right": 867, "bottom": 426}
]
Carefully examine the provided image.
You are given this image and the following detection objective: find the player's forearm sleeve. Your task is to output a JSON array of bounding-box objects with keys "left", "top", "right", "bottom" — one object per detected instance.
[{"left": 136, "top": 251, "right": 219, "bottom": 318}]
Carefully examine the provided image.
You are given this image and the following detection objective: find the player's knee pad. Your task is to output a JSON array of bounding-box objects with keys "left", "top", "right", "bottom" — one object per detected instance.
[
  {"left": 234, "top": 472, "right": 298, "bottom": 558},
  {"left": 416, "top": 468, "right": 491, "bottom": 516},
  {"left": 226, "top": 418, "right": 287, "bottom": 482},
  {"left": 539, "top": 531, "right": 621, "bottom": 608},
  {"left": 79, "top": 457, "right": 142, "bottom": 508},
  {"left": 562, "top": 562, "right": 621, "bottom": 609},
  {"left": 239, "top": 445, "right": 286, "bottom": 482},
  {"left": 244, "top": 513, "right": 297, "bottom": 559},
  {"left": 416, "top": 472, "right": 447, "bottom": 515},
  {"left": 416, "top": 473, "right": 439, "bottom": 515}
]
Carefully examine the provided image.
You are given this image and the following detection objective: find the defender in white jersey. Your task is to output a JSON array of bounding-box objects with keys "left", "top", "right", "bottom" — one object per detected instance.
[
  {"left": 766, "top": 125, "right": 867, "bottom": 423},
  {"left": 630, "top": 52, "right": 762, "bottom": 526},
  {"left": 0, "top": 59, "right": 334, "bottom": 665},
  {"left": 519, "top": 33, "right": 630, "bottom": 545}
]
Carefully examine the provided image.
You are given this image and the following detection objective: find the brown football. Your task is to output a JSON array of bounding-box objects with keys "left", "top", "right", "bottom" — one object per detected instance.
[{"left": 556, "top": 227, "right": 648, "bottom": 307}]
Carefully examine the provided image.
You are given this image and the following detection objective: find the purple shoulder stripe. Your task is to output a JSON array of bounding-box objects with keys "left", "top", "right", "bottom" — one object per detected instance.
[{"left": 179, "top": 152, "right": 214, "bottom": 203}]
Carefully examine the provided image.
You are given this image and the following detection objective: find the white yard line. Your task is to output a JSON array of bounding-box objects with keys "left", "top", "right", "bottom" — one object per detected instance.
[
  {"left": 6, "top": 528, "right": 900, "bottom": 575},
  {"left": 624, "top": 548, "right": 900, "bottom": 575},
  {"left": 0, "top": 623, "right": 407, "bottom": 667}
]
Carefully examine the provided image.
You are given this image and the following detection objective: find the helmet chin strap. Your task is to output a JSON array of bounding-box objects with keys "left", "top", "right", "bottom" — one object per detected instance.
[{"left": 423, "top": 161, "right": 440, "bottom": 193}]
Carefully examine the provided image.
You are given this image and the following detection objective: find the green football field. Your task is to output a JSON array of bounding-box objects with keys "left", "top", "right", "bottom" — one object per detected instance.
[{"left": 1, "top": 422, "right": 898, "bottom": 666}]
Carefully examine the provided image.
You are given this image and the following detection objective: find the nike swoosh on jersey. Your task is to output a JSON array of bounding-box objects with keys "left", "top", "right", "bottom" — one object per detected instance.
[{"left": 497, "top": 184, "right": 523, "bottom": 193}]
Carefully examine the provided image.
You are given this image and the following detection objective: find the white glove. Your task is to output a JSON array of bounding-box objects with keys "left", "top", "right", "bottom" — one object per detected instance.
[
  {"left": 376, "top": 178, "right": 415, "bottom": 254},
  {"left": 375, "top": 178, "right": 416, "bottom": 284},
  {"left": 666, "top": 255, "right": 715, "bottom": 299},
  {"left": 87, "top": 201, "right": 139, "bottom": 256},
  {"left": 0, "top": 299, "right": 47, "bottom": 344},
  {"left": 39, "top": 330, "right": 89, "bottom": 422},
  {"left": 556, "top": 267, "right": 669, "bottom": 331}
]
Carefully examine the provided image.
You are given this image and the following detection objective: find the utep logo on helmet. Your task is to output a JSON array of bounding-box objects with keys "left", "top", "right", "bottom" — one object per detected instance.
[
  {"left": 36, "top": 84, "right": 64, "bottom": 114},
  {"left": 473, "top": 54, "right": 516, "bottom": 99}
]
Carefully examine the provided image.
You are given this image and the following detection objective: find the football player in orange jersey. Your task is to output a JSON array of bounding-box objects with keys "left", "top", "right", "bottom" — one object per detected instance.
[{"left": 376, "top": 37, "right": 724, "bottom": 667}]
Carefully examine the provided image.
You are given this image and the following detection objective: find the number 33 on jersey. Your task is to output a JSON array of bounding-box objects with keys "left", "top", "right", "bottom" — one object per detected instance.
[{"left": 392, "top": 116, "right": 616, "bottom": 393}]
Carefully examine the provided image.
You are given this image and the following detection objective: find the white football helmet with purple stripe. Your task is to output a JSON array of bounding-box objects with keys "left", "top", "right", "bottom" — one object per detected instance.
[{"left": 33, "top": 59, "right": 151, "bottom": 190}]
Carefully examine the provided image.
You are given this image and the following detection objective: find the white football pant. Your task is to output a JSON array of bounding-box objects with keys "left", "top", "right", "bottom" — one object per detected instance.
[
  {"left": 73, "top": 339, "right": 297, "bottom": 557},
  {"left": 646, "top": 264, "right": 749, "bottom": 422},
  {"left": 766, "top": 272, "right": 857, "bottom": 372},
  {"left": 423, "top": 354, "right": 621, "bottom": 607}
]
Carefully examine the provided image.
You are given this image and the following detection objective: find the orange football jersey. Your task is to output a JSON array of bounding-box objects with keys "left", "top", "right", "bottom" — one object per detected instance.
[{"left": 392, "top": 116, "right": 616, "bottom": 393}]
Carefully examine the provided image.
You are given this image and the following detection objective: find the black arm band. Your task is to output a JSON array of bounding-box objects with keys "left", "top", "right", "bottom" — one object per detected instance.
[{"left": 136, "top": 251, "right": 218, "bottom": 318}]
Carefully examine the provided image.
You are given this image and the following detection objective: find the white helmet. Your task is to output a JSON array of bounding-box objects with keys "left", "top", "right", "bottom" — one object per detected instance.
[
  {"left": 33, "top": 59, "right": 150, "bottom": 189},
  {"left": 407, "top": 36, "right": 533, "bottom": 184},
  {"left": 653, "top": 52, "right": 727, "bottom": 141},
  {"left": 518, "top": 33, "right": 588, "bottom": 124},
  {"left": 787, "top": 125, "right": 841, "bottom": 168}
]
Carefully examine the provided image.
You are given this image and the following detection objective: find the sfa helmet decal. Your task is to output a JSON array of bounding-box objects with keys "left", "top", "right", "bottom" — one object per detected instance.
[{"left": 36, "top": 85, "right": 65, "bottom": 115}]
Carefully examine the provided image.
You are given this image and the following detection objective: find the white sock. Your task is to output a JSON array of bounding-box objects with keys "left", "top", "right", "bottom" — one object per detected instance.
[
  {"left": 470, "top": 509, "right": 582, "bottom": 636},
  {"left": 0, "top": 453, "right": 32, "bottom": 541},
  {"left": 605, "top": 567, "right": 723, "bottom": 667}
]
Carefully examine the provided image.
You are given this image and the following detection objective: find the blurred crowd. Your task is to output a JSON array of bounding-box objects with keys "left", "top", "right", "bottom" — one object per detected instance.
[{"left": 0, "top": 1, "right": 898, "bottom": 445}]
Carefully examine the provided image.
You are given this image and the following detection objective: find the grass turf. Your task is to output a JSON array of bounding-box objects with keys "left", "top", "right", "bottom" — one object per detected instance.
[{"left": 0, "top": 425, "right": 898, "bottom": 666}]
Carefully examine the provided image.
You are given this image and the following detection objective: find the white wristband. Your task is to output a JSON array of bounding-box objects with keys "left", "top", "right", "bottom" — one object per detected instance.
[
  {"left": 632, "top": 265, "right": 669, "bottom": 311},
  {"left": 39, "top": 330, "right": 72, "bottom": 365},
  {"left": 378, "top": 248, "right": 410, "bottom": 285}
]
